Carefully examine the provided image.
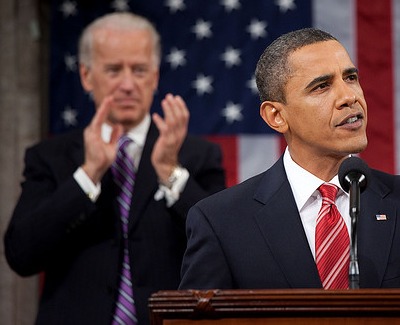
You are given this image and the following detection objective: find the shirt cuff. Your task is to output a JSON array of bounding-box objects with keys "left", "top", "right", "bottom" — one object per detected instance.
[
  {"left": 154, "top": 167, "right": 189, "bottom": 207},
  {"left": 73, "top": 167, "right": 101, "bottom": 202}
]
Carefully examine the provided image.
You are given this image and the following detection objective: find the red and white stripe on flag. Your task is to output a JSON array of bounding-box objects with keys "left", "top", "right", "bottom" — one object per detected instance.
[{"left": 211, "top": 0, "right": 400, "bottom": 188}]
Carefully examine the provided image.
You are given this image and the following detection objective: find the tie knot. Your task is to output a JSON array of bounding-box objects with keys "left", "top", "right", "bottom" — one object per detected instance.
[
  {"left": 318, "top": 183, "right": 338, "bottom": 203},
  {"left": 118, "top": 135, "right": 132, "bottom": 152},
  {"left": 112, "top": 135, "right": 135, "bottom": 181}
]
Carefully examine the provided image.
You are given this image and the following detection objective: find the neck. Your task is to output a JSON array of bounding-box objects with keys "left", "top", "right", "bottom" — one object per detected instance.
[{"left": 288, "top": 149, "right": 348, "bottom": 181}]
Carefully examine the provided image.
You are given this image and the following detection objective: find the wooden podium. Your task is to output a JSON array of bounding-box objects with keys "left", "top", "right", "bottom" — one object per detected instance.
[{"left": 149, "top": 289, "right": 400, "bottom": 324}]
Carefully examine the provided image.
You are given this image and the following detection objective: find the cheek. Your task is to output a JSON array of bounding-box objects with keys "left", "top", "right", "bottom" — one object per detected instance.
[
  {"left": 147, "top": 72, "right": 159, "bottom": 91},
  {"left": 357, "top": 92, "right": 368, "bottom": 112},
  {"left": 94, "top": 79, "right": 118, "bottom": 95},
  {"left": 304, "top": 96, "right": 333, "bottom": 121},
  {"left": 289, "top": 103, "right": 329, "bottom": 135},
  {"left": 141, "top": 78, "right": 157, "bottom": 96}
]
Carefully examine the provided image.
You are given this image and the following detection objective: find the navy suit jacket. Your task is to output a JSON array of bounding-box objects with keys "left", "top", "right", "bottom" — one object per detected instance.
[
  {"left": 180, "top": 156, "right": 400, "bottom": 290},
  {"left": 5, "top": 121, "right": 225, "bottom": 325}
]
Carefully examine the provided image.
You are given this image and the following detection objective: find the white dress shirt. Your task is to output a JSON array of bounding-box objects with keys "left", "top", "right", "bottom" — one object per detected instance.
[{"left": 283, "top": 148, "right": 351, "bottom": 259}]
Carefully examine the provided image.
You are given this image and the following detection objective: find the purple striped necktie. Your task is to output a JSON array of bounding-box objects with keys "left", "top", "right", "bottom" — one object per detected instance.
[
  {"left": 315, "top": 183, "right": 350, "bottom": 289},
  {"left": 111, "top": 136, "right": 137, "bottom": 325}
]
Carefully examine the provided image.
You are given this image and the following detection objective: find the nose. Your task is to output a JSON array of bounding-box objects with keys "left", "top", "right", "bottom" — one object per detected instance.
[
  {"left": 336, "top": 81, "right": 357, "bottom": 109},
  {"left": 119, "top": 71, "right": 136, "bottom": 92}
]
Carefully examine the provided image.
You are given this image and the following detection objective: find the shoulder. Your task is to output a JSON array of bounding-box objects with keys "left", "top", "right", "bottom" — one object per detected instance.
[
  {"left": 19, "top": 129, "right": 84, "bottom": 178},
  {"left": 369, "top": 168, "right": 400, "bottom": 195},
  {"left": 27, "top": 129, "right": 83, "bottom": 154},
  {"left": 194, "top": 172, "right": 266, "bottom": 212},
  {"left": 371, "top": 168, "right": 400, "bottom": 181},
  {"left": 190, "top": 157, "right": 286, "bottom": 218},
  {"left": 24, "top": 129, "right": 84, "bottom": 168}
]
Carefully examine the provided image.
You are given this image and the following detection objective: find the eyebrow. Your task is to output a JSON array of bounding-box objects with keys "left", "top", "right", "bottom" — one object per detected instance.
[{"left": 305, "top": 67, "right": 359, "bottom": 91}]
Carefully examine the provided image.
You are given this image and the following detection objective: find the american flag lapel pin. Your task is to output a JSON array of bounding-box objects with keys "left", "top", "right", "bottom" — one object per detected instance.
[{"left": 375, "top": 214, "right": 387, "bottom": 221}]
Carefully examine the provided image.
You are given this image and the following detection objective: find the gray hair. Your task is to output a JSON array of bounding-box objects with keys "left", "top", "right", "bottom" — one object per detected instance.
[
  {"left": 78, "top": 12, "right": 161, "bottom": 68},
  {"left": 255, "top": 28, "right": 337, "bottom": 103}
]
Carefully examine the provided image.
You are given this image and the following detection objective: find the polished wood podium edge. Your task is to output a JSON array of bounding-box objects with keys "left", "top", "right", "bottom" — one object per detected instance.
[{"left": 148, "top": 288, "right": 400, "bottom": 324}]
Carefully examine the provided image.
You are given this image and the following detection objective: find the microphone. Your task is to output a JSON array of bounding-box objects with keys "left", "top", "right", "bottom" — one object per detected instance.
[
  {"left": 338, "top": 156, "right": 371, "bottom": 289},
  {"left": 338, "top": 156, "right": 370, "bottom": 194}
]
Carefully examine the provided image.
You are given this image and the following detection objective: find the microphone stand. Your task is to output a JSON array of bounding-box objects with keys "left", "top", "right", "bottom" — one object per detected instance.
[{"left": 348, "top": 179, "right": 360, "bottom": 289}]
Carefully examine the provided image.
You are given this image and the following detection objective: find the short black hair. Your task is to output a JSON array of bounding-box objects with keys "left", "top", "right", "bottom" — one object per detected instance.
[{"left": 255, "top": 28, "right": 337, "bottom": 103}]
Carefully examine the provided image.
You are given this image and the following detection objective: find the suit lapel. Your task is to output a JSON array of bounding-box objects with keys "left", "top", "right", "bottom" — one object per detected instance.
[
  {"left": 358, "top": 175, "right": 396, "bottom": 287},
  {"left": 129, "top": 122, "right": 159, "bottom": 229},
  {"left": 253, "top": 157, "right": 322, "bottom": 288}
]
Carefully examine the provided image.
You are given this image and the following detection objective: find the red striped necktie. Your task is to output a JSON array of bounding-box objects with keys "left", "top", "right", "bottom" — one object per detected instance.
[{"left": 315, "top": 183, "right": 350, "bottom": 289}]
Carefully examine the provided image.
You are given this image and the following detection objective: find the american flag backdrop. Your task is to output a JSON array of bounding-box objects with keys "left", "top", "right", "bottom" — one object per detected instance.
[{"left": 50, "top": 0, "right": 400, "bottom": 187}]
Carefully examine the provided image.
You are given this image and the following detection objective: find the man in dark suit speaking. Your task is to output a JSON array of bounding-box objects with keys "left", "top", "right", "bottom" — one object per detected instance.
[
  {"left": 4, "top": 12, "right": 225, "bottom": 325},
  {"left": 179, "top": 28, "right": 400, "bottom": 291}
]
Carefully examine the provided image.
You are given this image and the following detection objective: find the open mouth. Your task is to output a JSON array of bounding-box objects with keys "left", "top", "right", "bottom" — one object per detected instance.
[{"left": 337, "top": 114, "right": 363, "bottom": 127}]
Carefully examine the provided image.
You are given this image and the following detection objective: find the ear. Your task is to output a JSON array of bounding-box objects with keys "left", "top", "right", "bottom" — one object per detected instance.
[
  {"left": 79, "top": 64, "right": 93, "bottom": 93},
  {"left": 259, "top": 101, "right": 288, "bottom": 134}
]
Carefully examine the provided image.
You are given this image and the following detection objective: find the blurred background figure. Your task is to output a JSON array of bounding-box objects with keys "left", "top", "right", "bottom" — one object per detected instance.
[{"left": 4, "top": 12, "right": 225, "bottom": 325}]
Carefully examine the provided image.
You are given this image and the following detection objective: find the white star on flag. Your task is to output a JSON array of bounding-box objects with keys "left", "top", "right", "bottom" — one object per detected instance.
[
  {"left": 111, "top": 0, "right": 130, "bottom": 12},
  {"left": 221, "top": 0, "right": 241, "bottom": 12},
  {"left": 192, "top": 74, "right": 213, "bottom": 95},
  {"left": 192, "top": 19, "right": 213, "bottom": 39},
  {"left": 247, "top": 76, "right": 258, "bottom": 94},
  {"left": 276, "top": 0, "right": 296, "bottom": 13},
  {"left": 166, "top": 48, "right": 186, "bottom": 69},
  {"left": 247, "top": 19, "right": 268, "bottom": 39},
  {"left": 221, "top": 47, "right": 241, "bottom": 68},
  {"left": 59, "top": 0, "right": 77, "bottom": 18},
  {"left": 222, "top": 102, "right": 243, "bottom": 123},
  {"left": 64, "top": 54, "right": 77, "bottom": 72},
  {"left": 165, "top": 0, "right": 186, "bottom": 13},
  {"left": 62, "top": 106, "right": 78, "bottom": 126}
]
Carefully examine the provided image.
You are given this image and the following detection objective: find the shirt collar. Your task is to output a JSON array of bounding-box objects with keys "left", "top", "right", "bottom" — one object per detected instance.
[
  {"left": 283, "top": 147, "right": 344, "bottom": 211},
  {"left": 101, "top": 114, "right": 151, "bottom": 148}
]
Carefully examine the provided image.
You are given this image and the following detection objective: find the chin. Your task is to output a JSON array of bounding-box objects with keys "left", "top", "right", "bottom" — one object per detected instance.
[
  {"left": 120, "top": 118, "right": 140, "bottom": 129},
  {"left": 347, "top": 143, "right": 368, "bottom": 155},
  {"left": 348, "top": 135, "right": 368, "bottom": 153},
  {"left": 111, "top": 112, "right": 139, "bottom": 123}
]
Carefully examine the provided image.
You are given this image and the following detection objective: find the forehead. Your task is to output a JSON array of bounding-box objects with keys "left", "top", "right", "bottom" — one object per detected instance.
[
  {"left": 288, "top": 40, "right": 355, "bottom": 78},
  {"left": 92, "top": 28, "right": 154, "bottom": 61}
]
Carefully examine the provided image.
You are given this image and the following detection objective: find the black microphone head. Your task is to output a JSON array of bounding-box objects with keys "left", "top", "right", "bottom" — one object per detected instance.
[{"left": 338, "top": 156, "right": 371, "bottom": 193}]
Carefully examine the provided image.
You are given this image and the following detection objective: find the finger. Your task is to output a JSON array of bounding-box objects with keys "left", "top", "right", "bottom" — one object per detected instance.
[
  {"left": 109, "top": 123, "right": 123, "bottom": 146},
  {"left": 172, "top": 95, "right": 187, "bottom": 114},
  {"left": 169, "top": 95, "right": 189, "bottom": 132},
  {"left": 161, "top": 94, "right": 178, "bottom": 124},
  {"left": 91, "top": 95, "right": 114, "bottom": 130},
  {"left": 174, "top": 95, "right": 190, "bottom": 122},
  {"left": 162, "top": 94, "right": 188, "bottom": 126},
  {"left": 169, "top": 95, "right": 189, "bottom": 124},
  {"left": 152, "top": 112, "right": 167, "bottom": 135}
]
